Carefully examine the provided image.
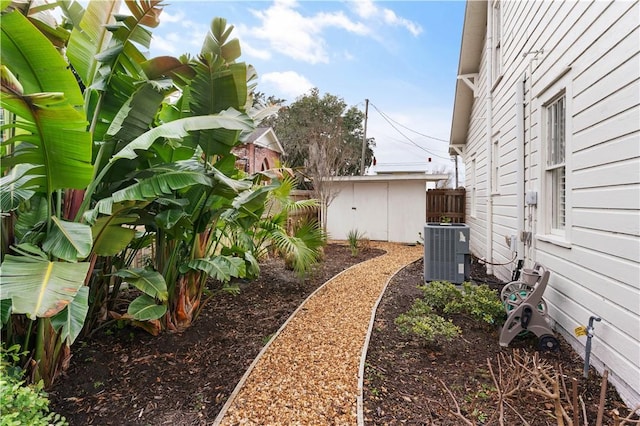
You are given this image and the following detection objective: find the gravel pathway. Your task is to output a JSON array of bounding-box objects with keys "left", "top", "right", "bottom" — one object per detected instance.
[{"left": 214, "top": 242, "right": 423, "bottom": 425}]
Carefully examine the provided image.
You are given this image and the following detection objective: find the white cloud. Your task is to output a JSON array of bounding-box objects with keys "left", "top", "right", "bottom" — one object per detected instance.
[
  {"left": 351, "top": 0, "right": 423, "bottom": 37},
  {"left": 260, "top": 71, "right": 314, "bottom": 100},
  {"left": 151, "top": 9, "right": 207, "bottom": 56},
  {"left": 150, "top": 34, "right": 179, "bottom": 55},
  {"left": 382, "top": 9, "right": 423, "bottom": 37},
  {"left": 157, "top": 9, "right": 184, "bottom": 24},
  {"left": 245, "top": 1, "right": 370, "bottom": 64},
  {"left": 352, "top": 0, "right": 377, "bottom": 19}
]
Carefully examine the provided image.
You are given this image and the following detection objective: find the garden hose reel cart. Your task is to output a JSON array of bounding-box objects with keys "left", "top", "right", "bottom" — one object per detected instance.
[{"left": 499, "top": 263, "right": 559, "bottom": 351}]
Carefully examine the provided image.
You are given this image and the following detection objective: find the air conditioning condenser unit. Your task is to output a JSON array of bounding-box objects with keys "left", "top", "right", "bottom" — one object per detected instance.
[{"left": 424, "top": 223, "right": 470, "bottom": 283}]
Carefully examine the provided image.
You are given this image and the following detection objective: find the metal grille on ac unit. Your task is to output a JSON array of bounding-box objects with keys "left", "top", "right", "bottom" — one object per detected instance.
[{"left": 424, "top": 223, "right": 470, "bottom": 283}]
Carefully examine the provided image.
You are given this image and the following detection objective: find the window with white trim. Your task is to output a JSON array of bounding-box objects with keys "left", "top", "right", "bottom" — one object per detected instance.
[
  {"left": 545, "top": 94, "right": 566, "bottom": 233},
  {"left": 492, "top": 0, "right": 502, "bottom": 83}
]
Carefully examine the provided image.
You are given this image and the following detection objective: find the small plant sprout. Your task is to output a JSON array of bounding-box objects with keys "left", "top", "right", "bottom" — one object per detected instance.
[{"left": 347, "top": 229, "right": 367, "bottom": 256}]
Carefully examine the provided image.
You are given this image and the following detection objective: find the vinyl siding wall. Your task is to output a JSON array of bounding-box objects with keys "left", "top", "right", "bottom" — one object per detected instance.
[{"left": 462, "top": 0, "right": 640, "bottom": 407}]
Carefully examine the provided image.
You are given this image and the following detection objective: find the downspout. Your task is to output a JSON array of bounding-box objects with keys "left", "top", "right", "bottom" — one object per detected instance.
[
  {"left": 485, "top": 1, "right": 494, "bottom": 275},
  {"left": 516, "top": 74, "right": 526, "bottom": 263}
]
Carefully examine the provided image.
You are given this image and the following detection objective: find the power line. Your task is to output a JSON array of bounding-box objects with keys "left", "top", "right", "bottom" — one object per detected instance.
[
  {"left": 382, "top": 114, "right": 450, "bottom": 143},
  {"left": 369, "top": 102, "right": 451, "bottom": 161}
]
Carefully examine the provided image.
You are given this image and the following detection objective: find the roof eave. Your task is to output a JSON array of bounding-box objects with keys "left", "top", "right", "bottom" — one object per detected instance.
[{"left": 449, "top": 0, "right": 488, "bottom": 156}]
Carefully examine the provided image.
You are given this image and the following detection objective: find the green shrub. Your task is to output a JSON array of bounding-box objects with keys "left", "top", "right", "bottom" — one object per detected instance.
[
  {"left": 395, "top": 299, "right": 462, "bottom": 343},
  {"left": 419, "top": 280, "right": 505, "bottom": 325},
  {"left": 396, "top": 280, "right": 505, "bottom": 344},
  {"left": 455, "top": 282, "right": 505, "bottom": 325},
  {"left": 0, "top": 346, "right": 67, "bottom": 426},
  {"left": 418, "top": 280, "right": 462, "bottom": 311}
]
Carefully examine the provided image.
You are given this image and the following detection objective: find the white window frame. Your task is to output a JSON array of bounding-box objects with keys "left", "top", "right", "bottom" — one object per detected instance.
[
  {"left": 491, "top": 0, "right": 503, "bottom": 85},
  {"left": 537, "top": 74, "right": 572, "bottom": 247}
]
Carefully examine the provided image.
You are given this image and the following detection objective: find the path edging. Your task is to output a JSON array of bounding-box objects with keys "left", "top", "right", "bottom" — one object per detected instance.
[{"left": 356, "top": 256, "right": 421, "bottom": 426}]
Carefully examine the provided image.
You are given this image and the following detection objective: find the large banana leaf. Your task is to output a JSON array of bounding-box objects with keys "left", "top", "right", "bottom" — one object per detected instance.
[
  {"left": 127, "top": 294, "right": 166, "bottom": 321},
  {"left": 0, "top": 245, "right": 89, "bottom": 319},
  {"left": 66, "top": 0, "right": 119, "bottom": 86},
  {"left": 50, "top": 286, "right": 89, "bottom": 345},
  {"left": 0, "top": 164, "right": 36, "bottom": 213},
  {"left": 91, "top": 214, "right": 138, "bottom": 256},
  {"left": 184, "top": 255, "right": 245, "bottom": 283},
  {"left": 201, "top": 17, "right": 241, "bottom": 62},
  {"left": 106, "top": 82, "right": 166, "bottom": 143},
  {"left": 111, "top": 168, "right": 214, "bottom": 202},
  {"left": 112, "top": 109, "right": 254, "bottom": 161},
  {"left": 14, "top": 194, "right": 47, "bottom": 243},
  {"left": 87, "top": 0, "right": 163, "bottom": 90},
  {"left": 0, "top": 298, "right": 11, "bottom": 326},
  {"left": 42, "top": 216, "right": 93, "bottom": 262},
  {"left": 141, "top": 55, "right": 195, "bottom": 81},
  {"left": 0, "top": 89, "right": 93, "bottom": 192},
  {"left": 114, "top": 268, "right": 167, "bottom": 301},
  {"left": 0, "top": 11, "right": 83, "bottom": 106}
]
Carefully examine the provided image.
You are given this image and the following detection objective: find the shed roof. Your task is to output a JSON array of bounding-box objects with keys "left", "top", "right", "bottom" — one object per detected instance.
[{"left": 325, "top": 173, "right": 448, "bottom": 183}]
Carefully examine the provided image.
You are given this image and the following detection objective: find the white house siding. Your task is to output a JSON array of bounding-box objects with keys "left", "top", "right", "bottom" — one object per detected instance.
[{"left": 453, "top": 0, "right": 640, "bottom": 408}]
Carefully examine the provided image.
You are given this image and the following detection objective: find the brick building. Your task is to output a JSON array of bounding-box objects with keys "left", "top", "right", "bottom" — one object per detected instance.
[{"left": 232, "top": 127, "right": 284, "bottom": 174}]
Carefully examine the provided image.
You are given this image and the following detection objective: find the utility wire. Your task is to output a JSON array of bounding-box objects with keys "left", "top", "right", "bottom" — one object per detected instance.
[
  {"left": 369, "top": 102, "right": 451, "bottom": 161},
  {"left": 383, "top": 114, "right": 450, "bottom": 143},
  {"left": 372, "top": 102, "right": 451, "bottom": 145}
]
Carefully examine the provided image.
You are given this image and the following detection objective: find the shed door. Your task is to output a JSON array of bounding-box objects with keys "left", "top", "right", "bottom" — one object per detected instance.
[{"left": 353, "top": 182, "right": 388, "bottom": 241}]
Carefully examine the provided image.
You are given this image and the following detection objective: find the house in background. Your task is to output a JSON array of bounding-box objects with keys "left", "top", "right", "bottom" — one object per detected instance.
[
  {"left": 233, "top": 127, "right": 284, "bottom": 174},
  {"left": 450, "top": 0, "right": 639, "bottom": 408}
]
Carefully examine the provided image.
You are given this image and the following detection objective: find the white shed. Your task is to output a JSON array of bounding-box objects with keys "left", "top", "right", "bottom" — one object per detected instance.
[{"left": 325, "top": 174, "right": 447, "bottom": 243}]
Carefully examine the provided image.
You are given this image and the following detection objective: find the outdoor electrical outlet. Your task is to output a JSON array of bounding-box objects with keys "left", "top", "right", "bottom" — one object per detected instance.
[
  {"left": 510, "top": 234, "right": 517, "bottom": 252},
  {"left": 525, "top": 190, "right": 538, "bottom": 206},
  {"left": 521, "top": 231, "right": 532, "bottom": 246}
]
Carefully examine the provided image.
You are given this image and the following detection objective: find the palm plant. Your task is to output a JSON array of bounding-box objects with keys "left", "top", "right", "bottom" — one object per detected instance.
[{"left": 224, "top": 169, "right": 325, "bottom": 277}]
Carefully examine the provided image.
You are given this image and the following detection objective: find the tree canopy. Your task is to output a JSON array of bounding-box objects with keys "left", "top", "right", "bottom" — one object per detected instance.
[{"left": 268, "top": 88, "right": 375, "bottom": 176}]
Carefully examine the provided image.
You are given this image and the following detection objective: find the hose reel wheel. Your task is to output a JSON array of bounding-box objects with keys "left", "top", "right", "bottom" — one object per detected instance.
[
  {"left": 503, "top": 289, "right": 547, "bottom": 316},
  {"left": 538, "top": 334, "right": 560, "bottom": 352}
]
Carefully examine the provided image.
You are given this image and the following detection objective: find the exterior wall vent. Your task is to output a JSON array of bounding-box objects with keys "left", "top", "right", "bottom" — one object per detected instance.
[{"left": 424, "top": 223, "right": 470, "bottom": 283}]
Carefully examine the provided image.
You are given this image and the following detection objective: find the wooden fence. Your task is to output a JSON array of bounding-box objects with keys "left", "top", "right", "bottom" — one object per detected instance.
[{"left": 426, "top": 189, "right": 466, "bottom": 223}]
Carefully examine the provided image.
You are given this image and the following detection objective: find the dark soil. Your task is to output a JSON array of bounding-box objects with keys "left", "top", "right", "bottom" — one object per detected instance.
[
  {"left": 49, "top": 243, "right": 384, "bottom": 425},
  {"left": 49, "top": 246, "right": 636, "bottom": 425},
  {"left": 363, "top": 257, "right": 636, "bottom": 425}
]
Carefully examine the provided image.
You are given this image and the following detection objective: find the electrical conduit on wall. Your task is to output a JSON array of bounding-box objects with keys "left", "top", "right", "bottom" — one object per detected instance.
[
  {"left": 485, "top": 0, "right": 494, "bottom": 275},
  {"left": 516, "top": 73, "right": 526, "bottom": 263}
]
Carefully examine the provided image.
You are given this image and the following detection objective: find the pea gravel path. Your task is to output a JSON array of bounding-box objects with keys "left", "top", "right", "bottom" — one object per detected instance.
[{"left": 214, "top": 242, "right": 423, "bottom": 425}]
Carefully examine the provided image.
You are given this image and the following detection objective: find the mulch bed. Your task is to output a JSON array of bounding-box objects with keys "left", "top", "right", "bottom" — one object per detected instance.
[
  {"left": 363, "top": 257, "right": 636, "bottom": 425},
  {"left": 49, "top": 246, "right": 637, "bottom": 425}
]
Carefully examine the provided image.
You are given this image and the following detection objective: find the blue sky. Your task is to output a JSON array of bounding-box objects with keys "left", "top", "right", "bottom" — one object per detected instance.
[{"left": 148, "top": 0, "right": 466, "bottom": 172}]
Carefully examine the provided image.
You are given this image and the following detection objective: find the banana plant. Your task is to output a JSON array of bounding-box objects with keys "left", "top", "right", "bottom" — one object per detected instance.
[{"left": 0, "top": 8, "right": 94, "bottom": 386}]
